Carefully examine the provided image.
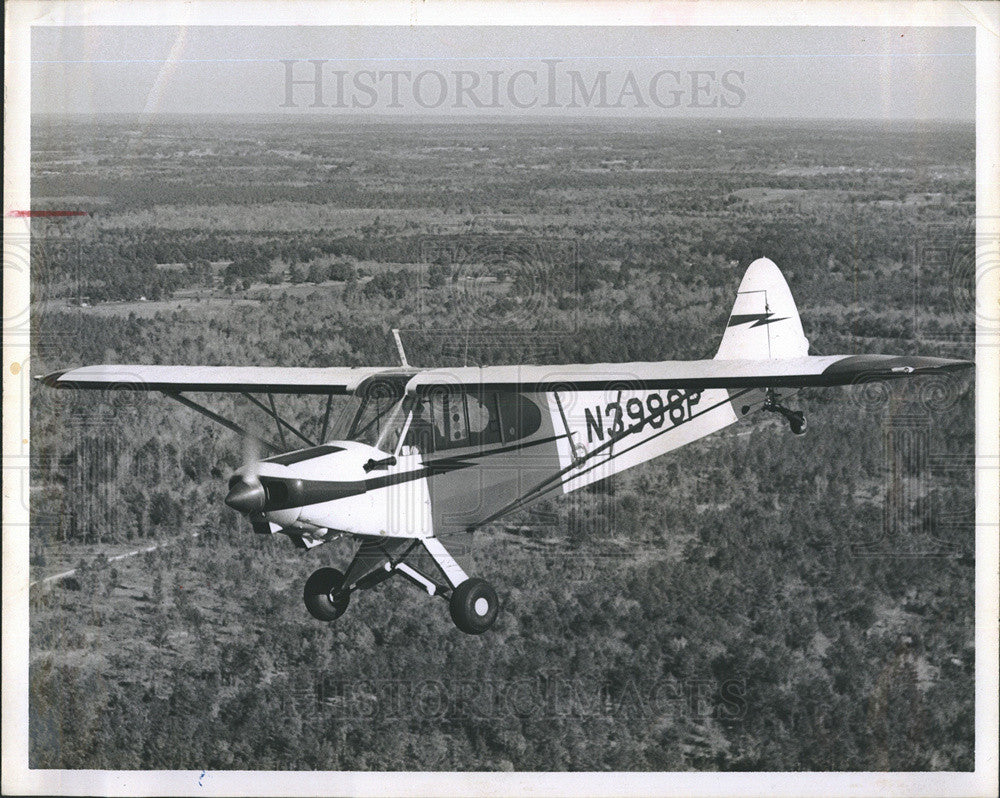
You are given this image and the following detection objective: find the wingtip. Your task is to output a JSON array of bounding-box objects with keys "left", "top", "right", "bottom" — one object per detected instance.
[
  {"left": 36, "top": 370, "right": 68, "bottom": 387},
  {"left": 920, "top": 357, "right": 974, "bottom": 373},
  {"left": 823, "top": 354, "right": 974, "bottom": 384}
]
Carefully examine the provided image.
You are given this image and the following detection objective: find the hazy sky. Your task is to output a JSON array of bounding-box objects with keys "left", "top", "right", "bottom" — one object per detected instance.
[{"left": 31, "top": 26, "right": 975, "bottom": 120}]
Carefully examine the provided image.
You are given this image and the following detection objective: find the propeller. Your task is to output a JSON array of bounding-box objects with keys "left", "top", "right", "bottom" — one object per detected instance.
[
  {"left": 225, "top": 436, "right": 266, "bottom": 514},
  {"left": 241, "top": 436, "right": 262, "bottom": 479}
]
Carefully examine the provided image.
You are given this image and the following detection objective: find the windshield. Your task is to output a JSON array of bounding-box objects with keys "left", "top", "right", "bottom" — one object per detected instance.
[
  {"left": 374, "top": 397, "right": 411, "bottom": 453},
  {"left": 336, "top": 377, "right": 409, "bottom": 449},
  {"left": 348, "top": 394, "right": 398, "bottom": 447}
]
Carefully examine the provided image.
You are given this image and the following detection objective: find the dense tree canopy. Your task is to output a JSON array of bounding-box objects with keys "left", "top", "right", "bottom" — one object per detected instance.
[{"left": 28, "top": 117, "right": 975, "bottom": 771}]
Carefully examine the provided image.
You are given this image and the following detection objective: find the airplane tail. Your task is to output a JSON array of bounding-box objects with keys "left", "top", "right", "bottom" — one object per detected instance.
[{"left": 715, "top": 257, "right": 810, "bottom": 360}]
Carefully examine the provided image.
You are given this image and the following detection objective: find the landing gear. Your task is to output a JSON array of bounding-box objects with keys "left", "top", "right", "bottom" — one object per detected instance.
[
  {"left": 762, "top": 389, "right": 807, "bottom": 435},
  {"left": 449, "top": 578, "right": 499, "bottom": 635},
  {"left": 301, "top": 537, "right": 500, "bottom": 634},
  {"left": 303, "top": 567, "right": 350, "bottom": 621}
]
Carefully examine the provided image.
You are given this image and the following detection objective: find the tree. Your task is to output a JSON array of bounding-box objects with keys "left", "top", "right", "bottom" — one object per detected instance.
[{"left": 307, "top": 262, "right": 326, "bottom": 284}]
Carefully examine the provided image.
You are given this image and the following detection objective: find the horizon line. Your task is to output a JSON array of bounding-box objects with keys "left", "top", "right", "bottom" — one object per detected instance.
[{"left": 29, "top": 111, "right": 975, "bottom": 124}]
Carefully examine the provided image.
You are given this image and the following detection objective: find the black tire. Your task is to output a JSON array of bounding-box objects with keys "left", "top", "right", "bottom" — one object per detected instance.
[
  {"left": 449, "top": 578, "right": 499, "bottom": 635},
  {"left": 789, "top": 412, "right": 807, "bottom": 436},
  {"left": 303, "top": 567, "right": 350, "bottom": 622}
]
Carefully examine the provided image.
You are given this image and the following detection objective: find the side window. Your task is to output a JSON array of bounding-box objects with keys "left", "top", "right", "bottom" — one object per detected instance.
[
  {"left": 401, "top": 399, "right": 435, "bottom": 454},
  {"left": 429, "top": 391, "right": 469, "bottom": 450},
  {"left": 402, "top": 391, "right": 542, "bottom": 453},
  {"left": 468, "top": 393, "right": 503, "bottom": 446},
  {"left": 444, "top": 393, "right": 468, "bottom": 445},
  {"left": 496, "top": 392, "right": 542, "bottom": 443}
]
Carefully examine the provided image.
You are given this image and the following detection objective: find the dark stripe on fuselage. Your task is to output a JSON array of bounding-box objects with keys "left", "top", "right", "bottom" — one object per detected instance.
[
  {"left": 421, "top": 434, "right": 565, "bottom": 472},
  {"left": 258, "top": 434, "right": 566, "bottom": 512},
  {"left": 266, "top": 444, "right": 345, "bottom": 465},
  {"left": 259, "top": 466, "right": 460, "bottom": 511}
]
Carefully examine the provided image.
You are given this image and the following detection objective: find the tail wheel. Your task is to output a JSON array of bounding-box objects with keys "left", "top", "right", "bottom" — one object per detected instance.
[
  {"left": 449, "top": 577, "right": 499, "bottom": 635},
  {"left": 303, "top": 567, "right": 350, "bottom": 622}
]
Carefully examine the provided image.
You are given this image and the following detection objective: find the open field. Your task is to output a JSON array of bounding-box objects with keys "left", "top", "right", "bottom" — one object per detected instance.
[{"left": 28, "top": 116, "right": 975, "bottom": 771}]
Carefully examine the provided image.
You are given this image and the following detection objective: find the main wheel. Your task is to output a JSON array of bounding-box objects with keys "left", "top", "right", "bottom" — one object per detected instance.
[
  {"left": 789, "top": 411, "right": 807, "bottom": 436},
  {"left": 303, "top": 567, "right": 350, "bottom": 622},
  {"left": 449, "top": 577, "right": 499, "bottom": 635}
]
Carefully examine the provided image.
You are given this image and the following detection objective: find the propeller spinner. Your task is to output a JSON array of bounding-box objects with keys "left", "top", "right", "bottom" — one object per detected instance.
[
  {"left": 225, "top": 437, "right": 266, "bottom": 513},
  {"left": 225, "top": 475, "right": 266, "bottom": 513}
]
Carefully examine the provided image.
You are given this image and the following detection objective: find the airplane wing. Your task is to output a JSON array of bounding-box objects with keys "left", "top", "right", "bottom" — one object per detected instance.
[
  {"left": 42, "top": 354, "right": 972, "bottom": 396},
  {"left": 39, "top": 364, "right": 411, "bottom": 395},
  {"left": 404, "top": 354, "right": 973, "bottom": 395}
]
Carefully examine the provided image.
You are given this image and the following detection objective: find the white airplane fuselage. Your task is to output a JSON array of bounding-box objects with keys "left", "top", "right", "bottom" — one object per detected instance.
[{"left": 236, "top": 440, "right": 435, "bottom": 540}]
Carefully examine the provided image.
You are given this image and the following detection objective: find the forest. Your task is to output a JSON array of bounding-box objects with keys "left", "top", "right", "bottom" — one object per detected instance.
[{"left": 27, "top": 116, "right": 975, "bottom": 771}]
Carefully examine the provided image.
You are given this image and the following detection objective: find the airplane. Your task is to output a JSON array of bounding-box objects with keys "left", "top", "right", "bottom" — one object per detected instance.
[{"left": 40, "top": 257, "right": 973, "bottom": 634}]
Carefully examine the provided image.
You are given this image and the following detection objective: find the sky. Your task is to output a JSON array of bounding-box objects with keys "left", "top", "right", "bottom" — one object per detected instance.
[{"left": 30, "top": 26, "right": 975, "bottom": 120}]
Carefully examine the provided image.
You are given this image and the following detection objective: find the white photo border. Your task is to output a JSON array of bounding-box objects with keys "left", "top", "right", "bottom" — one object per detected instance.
[{"left": 3, "top": 1, "right": 997, "bottom": 795}]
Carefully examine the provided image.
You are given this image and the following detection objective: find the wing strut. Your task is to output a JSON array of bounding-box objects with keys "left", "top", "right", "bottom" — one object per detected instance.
[
  {"left": 319, "top": 394, "right": 334, "bottom": 443},
  {"left": 240, "top": 392, "right": 316, "bottom": 448},
  {"left": 268, "top": 394, "right": 287, "bottom": 447},
  {"left": 552, "top": 390, "right": 584, "bottom": 466},
  {"left": 164, "top": 392, "right": 281, "bottom": 455}
]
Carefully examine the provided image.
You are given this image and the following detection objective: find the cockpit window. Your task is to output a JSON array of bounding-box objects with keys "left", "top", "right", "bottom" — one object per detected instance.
[
  {"left": 495, "top": 392, "right": 542, "bottom": 444},
  {"left": 401, "top": 391, "right": 541, "bottom": 454},
  {"left": 347, "top": 380, "right": 405, "bottom": 448}
]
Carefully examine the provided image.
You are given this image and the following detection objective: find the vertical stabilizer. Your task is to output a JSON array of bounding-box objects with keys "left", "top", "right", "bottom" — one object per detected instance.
[{"left": 715, "top": 258, "right": 809, "bottom": 360}]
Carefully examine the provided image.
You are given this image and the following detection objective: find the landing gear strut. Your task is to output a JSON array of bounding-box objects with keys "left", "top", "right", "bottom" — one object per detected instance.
[
  {"left": 761, "top": 389, "right": 807, "bottom": 435},
  {"left": 302, "top": 536, "right": 500, "bottom": 634}
]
